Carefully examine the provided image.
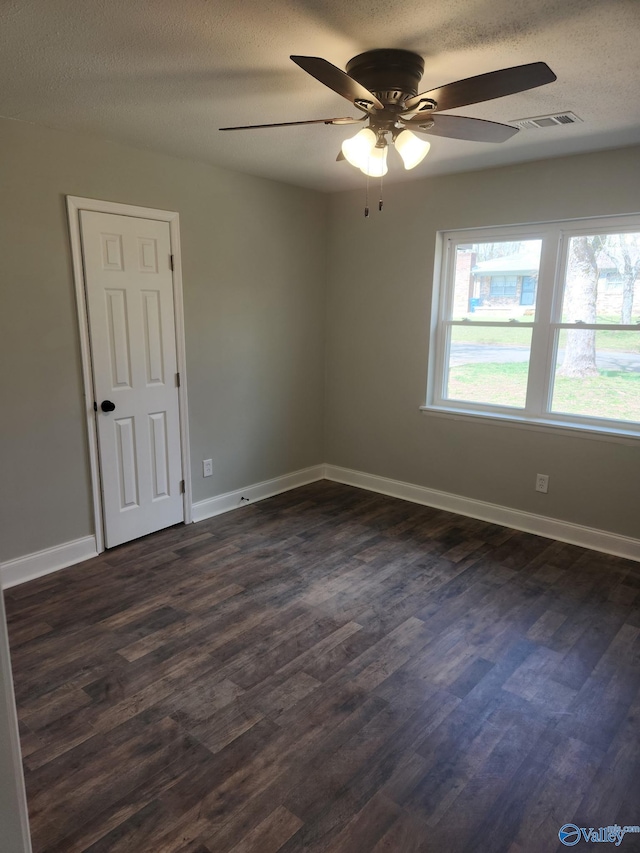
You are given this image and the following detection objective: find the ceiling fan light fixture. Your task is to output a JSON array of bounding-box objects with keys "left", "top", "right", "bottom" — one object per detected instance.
[
  {"left": 341, "top": 127, "right": 377, "bottom": 169},
  {"left": 360, "top": 144, "right": 388, "bottom": 177},
  {"left": 394, "top": 129, "right": 431, "bottom": 169}
]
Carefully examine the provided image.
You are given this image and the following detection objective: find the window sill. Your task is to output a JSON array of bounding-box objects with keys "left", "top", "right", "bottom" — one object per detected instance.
[{"left": 420, "top": 405, "right": 640, "bottom": 445}]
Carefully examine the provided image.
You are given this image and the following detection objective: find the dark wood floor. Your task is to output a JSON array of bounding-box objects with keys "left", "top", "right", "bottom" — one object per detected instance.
[{"left": 5, "top": 481, "right": 640, "bottom": 853}]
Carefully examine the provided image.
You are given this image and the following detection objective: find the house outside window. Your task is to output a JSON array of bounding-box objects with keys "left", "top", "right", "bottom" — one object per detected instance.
[
  {"left": 425, "top": 215, "right": 640, "bottom": 437},
  {"left": 468, "top": 249, "right": 540, "bottom": 312}
]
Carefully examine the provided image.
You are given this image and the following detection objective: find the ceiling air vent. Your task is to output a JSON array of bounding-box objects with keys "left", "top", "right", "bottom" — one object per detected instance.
[{"left": 511, "top": 111, "right": 583, "bottom": 130}]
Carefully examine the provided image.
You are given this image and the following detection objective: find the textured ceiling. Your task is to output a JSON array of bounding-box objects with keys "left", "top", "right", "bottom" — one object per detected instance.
[{"left": 1, "top": 0, "right": 639, "bottom": 191}]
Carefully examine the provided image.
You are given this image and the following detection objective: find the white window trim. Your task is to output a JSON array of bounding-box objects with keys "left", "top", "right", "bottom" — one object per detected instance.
[{"left": 424, "top": 213, "right": 640, "bottom": 442}]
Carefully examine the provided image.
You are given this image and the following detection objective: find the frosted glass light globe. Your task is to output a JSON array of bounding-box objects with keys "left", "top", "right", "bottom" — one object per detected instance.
[
  {"left": 341, "top": 128, "right": 377, "bottom": 169},
  {"left": 360, "top": 144, "right": 388, "bottom": 177},
  {"left": 395, "top": 130, "right": 431, "bottom": 169}
]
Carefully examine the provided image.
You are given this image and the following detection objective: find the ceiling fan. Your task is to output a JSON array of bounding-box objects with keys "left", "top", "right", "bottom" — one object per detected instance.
[{"left": 220, "top": 49, "right": 557, "bottom": 177}]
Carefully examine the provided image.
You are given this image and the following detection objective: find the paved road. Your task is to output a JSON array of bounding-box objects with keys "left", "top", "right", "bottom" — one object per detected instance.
[{"left": 450, "top": 343, "right": 640, "bottom": 372}]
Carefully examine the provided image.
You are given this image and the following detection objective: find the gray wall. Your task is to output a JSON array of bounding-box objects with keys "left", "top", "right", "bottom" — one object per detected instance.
[
  {"left": 0, "top": 118, "right": 327, "bottom": 562},
  {"left": 0, "top": 594, "right": 31, "bottom": 852},
  {"left": 325, "top": 146, "right": 640, "bottom": 539},
  {"left": 1, "top": 118, "right": 639, "bottom": 562}
]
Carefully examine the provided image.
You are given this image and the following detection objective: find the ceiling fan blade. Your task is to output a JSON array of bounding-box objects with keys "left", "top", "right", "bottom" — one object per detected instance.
[
  {"left": 403, "top": 62, "right": 556, "bottom": 115},
  {"left": 219, "top": 116, "right": 365, "bottom": 131},
  {"left": 406, "top": 114, "right": 519, "bottom": 143},
  {"left": 291, "top": 55, "right": 384, "bottom": 111}
]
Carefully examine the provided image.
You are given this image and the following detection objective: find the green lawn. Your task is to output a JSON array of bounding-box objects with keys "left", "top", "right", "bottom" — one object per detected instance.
[{"left": 447, "top": 362, "right": 640, "bottom": 422}]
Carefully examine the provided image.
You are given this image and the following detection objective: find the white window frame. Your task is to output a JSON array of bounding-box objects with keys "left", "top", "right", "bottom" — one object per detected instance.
[{"left": 423, "top": 213, "right": 640, "bottom": 441}]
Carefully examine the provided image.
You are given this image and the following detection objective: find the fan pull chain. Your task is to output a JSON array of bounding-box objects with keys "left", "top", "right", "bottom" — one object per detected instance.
[
  {"left": 379, "top": 173, "right": 384, "bottom": 212},
  {"left": 364, "top": 173, "right": 370, "bottom": 218}
]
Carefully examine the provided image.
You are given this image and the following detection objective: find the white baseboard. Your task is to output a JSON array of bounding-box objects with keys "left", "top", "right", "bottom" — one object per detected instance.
[
  {"left": 324, "top": 464, "right": 640, "bottom": 563},
  {"left": 1, "top": 466, "right": 324, "bottom": 590},
  {"left": 4, "top": 462, "right": 637, "bottom": 590},
  {"left": 1, "top": 536, "right": 98, "bottom": 590},
  {"left": 191, "top": 464, "right": 325, "bottom": 523}
]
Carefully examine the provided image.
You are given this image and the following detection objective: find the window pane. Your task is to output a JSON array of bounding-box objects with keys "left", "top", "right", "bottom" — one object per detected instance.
[
  {"left": 451, "top": 240, "right": 542, "bottom": 321},
  {"left": 489, "top": 276, "right": 518, "bottom": 297},
  {"left": 560, "top": 233, "right": 640, "bottom": 323},
  {"left": 445, "top": 326, "right": 532, "bottom": 408},
  {"left": 551, "top": 330, "right": 640, "bottom": 422}
]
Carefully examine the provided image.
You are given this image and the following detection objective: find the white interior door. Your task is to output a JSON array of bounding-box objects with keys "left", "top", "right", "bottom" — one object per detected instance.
[{"left": 80, "top": 210, "right": 184, "bottom": 548}]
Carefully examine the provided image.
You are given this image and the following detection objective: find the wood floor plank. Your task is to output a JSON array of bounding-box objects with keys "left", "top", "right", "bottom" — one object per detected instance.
[
  {"left": 323, "top": 791, "right": 401, "bottom": 853},
  {"left": 4, "top": 481, "right": 640, "bottom": 853},
  {"left": 370, "top": 809, "right": 432, "bottom": 853},
  {"left": 227, "top": 805, "right": 303, "bottom": 853},
  {"left": 476, "top": 733, "right": 602, "bottom": 853}
]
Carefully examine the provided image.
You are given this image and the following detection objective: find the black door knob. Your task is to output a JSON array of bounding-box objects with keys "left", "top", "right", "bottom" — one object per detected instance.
[{"left": 101, "top": 400, "right": 116, "bottom": 413}]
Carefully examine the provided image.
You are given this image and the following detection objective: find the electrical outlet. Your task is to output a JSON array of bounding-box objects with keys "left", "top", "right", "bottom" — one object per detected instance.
[
  {"left": 203, "top": 459, "right": 213, "bottom": 478},
  {"left": 535, "top": 473, "right": 549, "bottom": 494}
]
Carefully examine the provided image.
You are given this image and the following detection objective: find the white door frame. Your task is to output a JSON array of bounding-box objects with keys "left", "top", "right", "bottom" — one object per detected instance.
[{"left": 67, "top": 196, "right": 192, "bottom": 553}]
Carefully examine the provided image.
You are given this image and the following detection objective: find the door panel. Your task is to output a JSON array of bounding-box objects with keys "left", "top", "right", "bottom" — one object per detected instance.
[
  {"left": 142, "top": 291, "right": 165, "bottom": 384},
  {"left": 149, "top": 411, "right": 170, "bottom": 499},
  {"left": 80, "top": 210, "right": 184, "bottom": 548},
  {"left": 115, "top": 417, "right": 139, "bottom": 509},
  {"left": 105, "top": 289, "right": 133, "bottom": 388}
]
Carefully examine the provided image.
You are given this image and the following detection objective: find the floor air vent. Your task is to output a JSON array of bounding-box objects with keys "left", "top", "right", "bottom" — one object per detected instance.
[{"left": 511, "top": 111, "right": 583, "bottom": 130}]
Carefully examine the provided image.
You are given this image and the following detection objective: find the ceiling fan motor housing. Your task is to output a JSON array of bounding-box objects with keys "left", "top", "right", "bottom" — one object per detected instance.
[{"left": 346, "top": 49, "right": 425, "bottom": 106}]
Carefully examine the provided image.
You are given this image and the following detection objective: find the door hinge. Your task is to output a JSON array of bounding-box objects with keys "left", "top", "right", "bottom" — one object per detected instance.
[
  {"left": 169, "top": 254, "right": 174, "bottom": 271},
  {"left": 180, "top": 479, "right": 185, "bottom": 494},
  {"left": 176, "top": 371, "right": 181, "bottom": 387}
]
